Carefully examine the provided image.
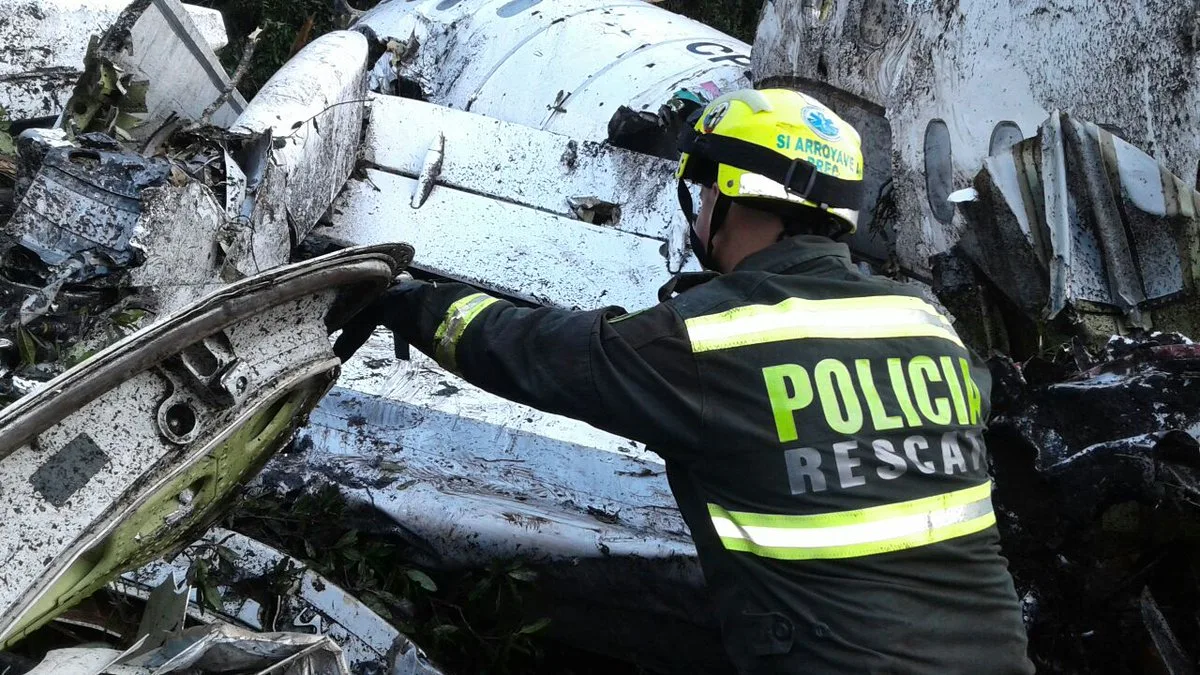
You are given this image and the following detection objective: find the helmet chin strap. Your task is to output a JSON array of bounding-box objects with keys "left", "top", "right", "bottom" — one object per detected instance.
[{"left": 677, "top": 179, "right": 731, "bottom": 271}]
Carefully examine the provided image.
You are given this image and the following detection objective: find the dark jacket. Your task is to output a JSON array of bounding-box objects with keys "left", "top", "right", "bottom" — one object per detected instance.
[{"left": 396, "top": 235, "right": 1033, "bottom": 674}]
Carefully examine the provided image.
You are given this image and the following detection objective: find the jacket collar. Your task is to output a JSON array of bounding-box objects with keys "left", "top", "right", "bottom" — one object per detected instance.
[
  {"left": 734, "top": 235, "right": 853, "bottom": 275},
  {"left": 658, "top": 236, "right": 852, "bottom": 301}
]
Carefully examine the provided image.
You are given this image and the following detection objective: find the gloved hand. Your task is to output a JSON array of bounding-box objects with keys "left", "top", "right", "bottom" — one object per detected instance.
[{"left": 333, "top": 274, "right": 426, "bottom": 362}]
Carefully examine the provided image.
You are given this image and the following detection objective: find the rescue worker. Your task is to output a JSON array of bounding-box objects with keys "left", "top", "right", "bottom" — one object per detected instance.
[{"left": 335, "top": 88, "right": 1033, "bottom": 673}]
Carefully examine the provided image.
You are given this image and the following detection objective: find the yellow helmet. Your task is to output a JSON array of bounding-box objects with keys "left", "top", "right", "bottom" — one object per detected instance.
[{"left": 676, "top": 88, "right": 864, "bottom": 236}]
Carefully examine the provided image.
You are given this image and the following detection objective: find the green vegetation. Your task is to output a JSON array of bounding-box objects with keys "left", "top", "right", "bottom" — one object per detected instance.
[
  {"left": 0, "top": 106, "right": 14, "bottom": 158},
  {"left": 662, "top": 0, "right": 761, "bottom": 42},
  {"left": 227, "top": 486, "right": 647, "bottom": 674},
  {"left": 191, "top": 0, "right": 344, "bottom": 98}
]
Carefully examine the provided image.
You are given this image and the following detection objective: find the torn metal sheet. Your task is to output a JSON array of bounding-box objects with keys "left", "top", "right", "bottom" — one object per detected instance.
[
  {"left": 28, "top": 623, "right": 349, "bottom": 674},
  {"left": 753, "top": 0, "right": 1200, "bottom": 279},
  {"left": 12, "top": 128, "right": 74, "bottom": 202},
  {"left": 61, "top": 0, "right": 247, "bottom": 141},
  {"left": 24, "top": 640, "right": 145, "bottom": 675},
  {"left": 0, "top": 244, "right": 410, "bottom": 649},
  {"left": 950, "top": 112, "right": 1200, "bottom": 346},
  {"left": 229, "top": 30, "right": 369, "bottom": 245},
  {"left": 124, "top": 624, "right": 346, "bottom": 674},
  {"left": 354, "top": 0, "right": 750, "bottom": 143},
  {"left": 266, "top": 338, "right": 725, "bottom": 673},
  {"left": 132, "top": 571, "right": 189, "bottom": 654},
  {"left": 0, "top": 131, "right": 293, "bottom": 397},
  {"left": 0, "top": 0, "right": 228, "bottom": 122},
  {"left": 2, "top": 142, "right": 169, "bottom": 287},
  {"left": 118, "top": 528, "right": 442, "bottom": 675}
]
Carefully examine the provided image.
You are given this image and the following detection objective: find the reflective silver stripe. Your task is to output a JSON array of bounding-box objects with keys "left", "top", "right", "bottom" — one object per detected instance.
[{"left": 707, "top": 482, "right": 995, "bottom": 560}]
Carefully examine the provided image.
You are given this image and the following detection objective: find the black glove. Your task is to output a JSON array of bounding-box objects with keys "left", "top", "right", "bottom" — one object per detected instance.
[{"left": 333, "top": 277, "right": 427, "bottom": 362}]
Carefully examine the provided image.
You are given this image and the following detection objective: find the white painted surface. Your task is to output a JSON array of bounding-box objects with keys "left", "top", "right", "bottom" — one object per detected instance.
[
  {"left": 330, "top": 167, "right": 672, "bottom": 311},
  {"left": 365, "top": 94, "right": 688, "bottom": 247},
  {"left": 281, "top": 336, "right": 687, "bottom": 568},
  {"left": 232, "top": 30, "right": 369, "bottom": 242},
  {"left": 25, "top": 647, "right": 126, "bottom": 674},
  {"left": 0, "top": 293, "right": 336, "bottom": 643},
  {"left": 354, "top": 0, "right": 751, "bottom": 141},
  {"left": 276, "top": 337, "right": 708, "bottom": 667},
  {"left": 753, "top": 0, "right": 1200, "bottom": 276},
  {"left": 129, "top": 182, "right": 246, "bottom": 316},
  {"left": 1, "top": 0, "right": 231, "bottom": 120},
  {"left": 0, "top": 246, "right": 402, "bottom": 645},
  {"left": 110, "top": 0, "right": 245, "bottom": 136}
]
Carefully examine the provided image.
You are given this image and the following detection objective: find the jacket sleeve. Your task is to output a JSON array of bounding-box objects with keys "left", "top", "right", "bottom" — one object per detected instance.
[{"left": 398, "top": 281, "right": 706, "bottom": 456}]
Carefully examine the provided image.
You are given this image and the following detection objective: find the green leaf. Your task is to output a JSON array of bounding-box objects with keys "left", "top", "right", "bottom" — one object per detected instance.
[
  {"left": 507, "top": 567, "right": 538, "bottom": 583},
  {"left": 468, "top": 576, "right": 492, "bottom": 602},
  {"left": 112, "top": 308, "right": 146, "bottom": 328},
  {"left": 431, "top": 624, "right": 459, "bottom": 639},
  {"left": 334, "top": 529, "right": 358, "bottom": 548},
  {"left": 215, "top": 545, "right": 238, "bottom": 564},
  {"left": 16, "top": 326, "right": 37, "bottom": 367},
  {"left": 341, "top": 547, "right": 362, "bottom": 562},
  {"left": 199, "top": 580, "right": 224, "bottom": 611},
  {"left": 194, "top": 561, "right": 224, "bottom": 612},
  {"left": 404, "top": 568, "right": 438, "bottom": 592},
  {"left": 517, "top": 617, "right": 551, "bottom": 635},
  {"left": 63, "top": 345, "right": 97, "bottom": 368}
]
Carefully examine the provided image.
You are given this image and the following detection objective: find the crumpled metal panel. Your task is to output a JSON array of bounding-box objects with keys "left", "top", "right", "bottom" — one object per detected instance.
[
  {"left": 59, "top": 0, "right": 247, "bottom": 140},
  {"left": 119, "top": 528, "right": 444, "bottom": 675},
  {"left": 266, "top": 340, "right": 726, "bottom": 673},
  {"left": 230, "top": 31, "right": 369, "bottom": 245},
  {"left": 27, "top": 623, "right": 348, "bottom": 674},
  {"left": 0, "top": 0, "right": 228, "bottom": 121},
  {"left": 958, "top": 112, "right": 1200, "bottom": 337},
  {"left": 0, "top": 244, "right": 409, "bottom": 649},
  {"left": 2, "top": 143, "right": 169, "bottom": 285},
  {"left": 0, "top": 128, "right": 307, "bottom": 400},
  {"left": 753, "top": 0, "right": 1200, "bottom": 279}
]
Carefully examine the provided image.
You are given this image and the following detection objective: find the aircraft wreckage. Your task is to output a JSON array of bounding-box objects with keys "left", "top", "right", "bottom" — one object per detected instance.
[{"left": 1, "top": 0, "right": 1200, "bottom": 672}]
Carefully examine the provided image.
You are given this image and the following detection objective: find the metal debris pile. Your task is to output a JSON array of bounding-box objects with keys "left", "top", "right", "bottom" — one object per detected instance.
[
  {"left": 5, "top": 0, "right": 1200, "bottom": 673},
  {"left": 0, "top": 0, "right": 343, "bottom": 403},
  {"left": 11, "top": 527, "right": 439, "bottom": 675}
]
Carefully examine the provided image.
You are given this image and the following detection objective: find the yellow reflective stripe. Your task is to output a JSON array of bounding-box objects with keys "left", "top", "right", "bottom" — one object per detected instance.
[
  {"left": 433, "top": 293, "right": 500, "bottom": 372},
  {"left": 684, "top": 295, "right": 963, "bottom": 353},
  {"left": 708, "top": 482, "right": 994, "bottom": 561}
]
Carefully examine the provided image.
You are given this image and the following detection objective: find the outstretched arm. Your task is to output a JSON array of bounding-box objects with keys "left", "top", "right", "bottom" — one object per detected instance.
[{"left": 337, "top": 280, "right": 705, "bottom": 454}]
